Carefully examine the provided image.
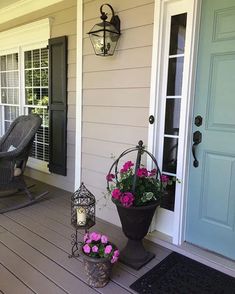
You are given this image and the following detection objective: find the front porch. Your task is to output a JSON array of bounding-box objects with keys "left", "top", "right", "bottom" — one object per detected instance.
[{"left": 0, "top": 178, "right": 171, "bottom": 293}]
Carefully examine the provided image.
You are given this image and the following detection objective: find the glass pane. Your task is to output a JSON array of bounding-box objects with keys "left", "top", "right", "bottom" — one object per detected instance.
[
  {"left": 41, "top": 69, "right": 48, "bottom": 86},
  {"left": 33, "top": 49, "right": 40, "bottom": 68},
  {"left": 41, "top": 88, "right": 48, "bottom": 100},
  {"left": 167, "top": 57, "right": 184, "bottom": 96},
  {"left": 45, "top": 125, "right": 49, "bottom": 143},
  {"left": 6, "top": 54, "right": 13, "bottom": 70},
  {"left": 41, "top": 48, "right": 48, "bottom": 67},
  {"left": 161, "top": 177, "right": 176, "bottom": 211},
  {"left": 13, "top": 71, "right": 19, "bottom": 87},
  {"left": 165, "top": 99, "right": 181, "bottom": 135},
  {"left": 169, "top": 13, "right": 187, "bottom": 55},
  {"left": 4, "top": 106, "right": 19, "bottom": 121},
  {"left": 1, "top": 72, "right": 6, "bottom": 87},
  {"left": 163, "top": 137, "right": 178, "bottom": 173},
  {"left": 31, "top": 142, "right": 36, "bottom": 157},
  {"left": 33, "top": 69, "right": 40, "bottom": 86},
  {"left": 4, "top": 107, "right": 10, "bottom": 120},
  {"left": 12, "top": 53, "right": 18, "bottom": 70},
  {"left": 1, "top": 89, "right": 7, "bottom": 103},
  {"left": 25, "top": 70, "right": 32, "bottom": 87},
  {"left": 5, "top": 121, "right": 11, "bottom": 131},
  {"left": 25, "top": 88, "right": 33, "bottom": 105},
  {"left": 8, "top": 89, "right": 14, "bottom": 104},
  {"left": 11, "top": 106, "right": 19, "bottom": 119},
  {"left": 1, "top": 56, "right": 6, "bottom": 71},
  {"left": 33, "top": 88, "right": 41, "bottom": 104},
  {"left": 25, "top": 51, "right": 32, "bottom": 69},
  {"left": 29, "top": 107, "right": 49, "bottom": 162},
  {"left": 14, "top": 89, "right": 19, "bottom": 104}
]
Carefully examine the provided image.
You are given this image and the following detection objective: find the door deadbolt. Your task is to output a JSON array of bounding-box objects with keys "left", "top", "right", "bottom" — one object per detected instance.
[
  {"left": 194, "top": 115, "right": 203, "bottom": 127},
  {"left": 149, "top": 115, "right": 155, "bottom": 124}
]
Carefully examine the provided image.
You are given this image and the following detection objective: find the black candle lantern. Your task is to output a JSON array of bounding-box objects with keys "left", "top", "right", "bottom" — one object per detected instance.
[
  {"left": 88, "top": 3, "right": 121, "bottom": 56},
  {"left": 70, "top": 182, "right": 96, "bottom": 257}
]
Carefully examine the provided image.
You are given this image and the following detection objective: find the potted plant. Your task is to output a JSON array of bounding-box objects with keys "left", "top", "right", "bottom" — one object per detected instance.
[
  {"left": 80, "top": 231, "right": 119, "bottom": 288},
  {"left": 106, "top": 140, "right": 172, "bottom": 270}
]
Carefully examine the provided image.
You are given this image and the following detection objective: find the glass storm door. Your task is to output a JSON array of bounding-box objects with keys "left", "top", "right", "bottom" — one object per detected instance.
[
  {"left": 186, "top": 0, "right": 235, "bottom": 260},
  {"left": 153, "top": 0, "right": 191, "bottom": 237}
]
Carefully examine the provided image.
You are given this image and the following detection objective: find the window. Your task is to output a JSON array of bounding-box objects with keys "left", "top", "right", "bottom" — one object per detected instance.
[
  {"left": 0, "top": 53, "right": 19, "bottom": 131},
  {"left": 161, "top": 13, "right": 187, "bottom": 211},
  {"left": 0, "top": 19, "right": 50, "bottom": 172},
  {"left": 0, "top": 47, "right": 49, "bottom": 166},
  {"left": 24, "top": 48, "right": 49, "bottom": 163}
]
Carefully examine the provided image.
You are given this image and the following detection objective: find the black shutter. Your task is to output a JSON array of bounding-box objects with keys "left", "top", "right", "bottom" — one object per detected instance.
[{"left": 48, "top": 36, "right": 67, "bottom": 176}]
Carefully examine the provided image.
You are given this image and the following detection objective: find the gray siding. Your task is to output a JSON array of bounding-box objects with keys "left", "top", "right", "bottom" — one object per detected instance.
[
  {"left": 0, "top": 0, "right": 77, "bottom": 192},
  {"left": 82, "top": 0, "right": 154, "bottom": 224}
]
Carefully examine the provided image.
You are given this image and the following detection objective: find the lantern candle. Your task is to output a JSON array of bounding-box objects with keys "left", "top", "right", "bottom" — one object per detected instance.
[{"left": 76, "top": 207, "right": 87, "bottom": 226}]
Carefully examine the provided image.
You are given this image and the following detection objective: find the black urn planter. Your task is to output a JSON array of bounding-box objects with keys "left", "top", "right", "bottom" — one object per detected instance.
[{"left": 115, "top": 200, "right": 159, "bottom": 270}]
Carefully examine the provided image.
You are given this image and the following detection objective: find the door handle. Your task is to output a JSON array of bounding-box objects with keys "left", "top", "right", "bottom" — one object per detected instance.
[{"left": 192, "top": 131, "right": 202, "bottom": 167}]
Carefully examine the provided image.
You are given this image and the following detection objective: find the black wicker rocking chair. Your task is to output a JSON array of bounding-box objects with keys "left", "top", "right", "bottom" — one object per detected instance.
[{"left": 0, "top": 114, "right": 48, "bottom": 213}]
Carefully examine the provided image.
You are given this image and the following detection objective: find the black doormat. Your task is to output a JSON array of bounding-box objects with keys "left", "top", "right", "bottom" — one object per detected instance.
[{"left": 130, "top": 252, "right": 235, "bottom": 294}]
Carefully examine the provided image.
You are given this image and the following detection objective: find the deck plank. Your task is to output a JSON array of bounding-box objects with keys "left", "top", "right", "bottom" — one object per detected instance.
[
  {"left": 0, "top": 263, "right": 34, "bottom": 294},
  {"left": 0, "top": 230, "right": 98, "bottom": 294},
  {"left": 0, "top": 213, "right": 132, "bottom": 294},
  {"left": 0, "top": 241, "right": 66, "bottom": 294}
]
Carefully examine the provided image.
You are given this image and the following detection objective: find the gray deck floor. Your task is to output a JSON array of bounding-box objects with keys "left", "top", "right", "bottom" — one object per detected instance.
[{"left": 0, "top": 178, "right": 171, "bottom": 294}]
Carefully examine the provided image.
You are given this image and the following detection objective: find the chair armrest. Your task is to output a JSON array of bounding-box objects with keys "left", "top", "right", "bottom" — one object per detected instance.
[{"left": 0, "top": 149, "right": 19, "bottom": 160}]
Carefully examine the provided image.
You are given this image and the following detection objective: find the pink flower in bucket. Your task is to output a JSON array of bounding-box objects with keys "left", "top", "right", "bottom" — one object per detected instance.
[{"left": 81, "top": 231, "right": 119, "bottom": 263}]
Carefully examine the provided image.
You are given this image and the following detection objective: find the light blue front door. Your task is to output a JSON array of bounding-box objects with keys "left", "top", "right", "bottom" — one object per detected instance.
[{"left": 186, "top": 0, "right": 235, "bottom": 260}]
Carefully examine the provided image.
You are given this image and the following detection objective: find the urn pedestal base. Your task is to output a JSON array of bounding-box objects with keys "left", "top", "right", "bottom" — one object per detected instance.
[
  {"left": 115, "top": 200, "right": 159, "bottom": 270},
  {"left": 120, "top": 239, "right": 155, "bottom": 270}
]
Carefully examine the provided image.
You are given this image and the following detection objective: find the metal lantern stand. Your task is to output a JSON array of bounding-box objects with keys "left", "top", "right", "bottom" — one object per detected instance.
[{"left": 69, "top": 183, "right": 96, "bottom": 257}]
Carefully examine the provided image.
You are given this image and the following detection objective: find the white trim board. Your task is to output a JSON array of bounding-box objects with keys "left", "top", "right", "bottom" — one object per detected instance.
[
  {"left": 148, "top": 0, "right": 201, "bottom": 244},
  {"left": 0, "top": 0, "right": 63, "bottom": 24},
  {"left": 0, "top": 19, "right": 50, "bottom": 52},
  {"left": 75, "top": 0, "right": 83, "bottom": 190}
]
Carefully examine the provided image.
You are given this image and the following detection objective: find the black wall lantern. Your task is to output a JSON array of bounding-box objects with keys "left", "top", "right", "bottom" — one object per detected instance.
[{"left": 88, "top": 3, "right": 121, "bottom": 56}]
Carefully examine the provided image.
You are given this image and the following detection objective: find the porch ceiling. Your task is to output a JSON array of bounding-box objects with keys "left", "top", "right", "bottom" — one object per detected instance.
[{"left": 0, "top": 0, "right": 17, "bottom": 10}]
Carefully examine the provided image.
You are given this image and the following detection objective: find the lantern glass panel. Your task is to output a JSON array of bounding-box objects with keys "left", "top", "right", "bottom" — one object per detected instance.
[{"left": 89, "top": 22, "right": 120, "bottom": 56}]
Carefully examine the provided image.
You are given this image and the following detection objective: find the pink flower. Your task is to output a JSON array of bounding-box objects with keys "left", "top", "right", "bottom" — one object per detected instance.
[
  {"left": 90, "top": 232, "right": 101, "bottom": 242},
  {"left": 120, "top": 161, "right": 134, "bottom": 173},
  {"left": 101, "top": 235, "right": 108, "bottom": 244},
  {"left": 83, "top": 244, "right": 91, "bottom": 254},
  {"left": 113, "top": 249, "right": 119, "bottom": 257},
  {"left": 120, "top": 192, "right": 134, "bottom": 207},
  {"left": 111, "top": 256, "right": 119, "bottom": 263},
  {"left": 86, "top": 239, "right": 92, "bottom": 244},
  {"left": 92, "top": 245, "right": 99, "bottom": 253},
  {"left": 149, "top": 168, "right": 157, "bottom": 177},
  {"left": 137, "top": 168, "right": 148, "bottom": 177},
  {"left": 83, "top": 233, "right": 89, "bottom": 242},
  {"left": 161, "top": 175, "right": 169, "bottom": 183},
  {"left": 112, "top": 188, "right": 122, "bottom": 200},
  {"left": 104, "top": 245, "right": 113, "bottom": 254},
  {"left": 106, "top": 173, "right": 115, "bottom": 182}
]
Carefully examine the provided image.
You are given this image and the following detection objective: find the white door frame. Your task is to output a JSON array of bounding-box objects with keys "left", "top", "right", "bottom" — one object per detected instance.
[
  {"left": 75, "top": 0, "right": 83, "bottom": 190},
  {"left": 148, "top": 0, "right": 202, "bottom": 244}
]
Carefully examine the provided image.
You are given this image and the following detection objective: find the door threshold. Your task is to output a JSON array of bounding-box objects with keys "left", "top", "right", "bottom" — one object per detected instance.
[{"left": 147, "top": 231, "right": 235, "bottom": 278}]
